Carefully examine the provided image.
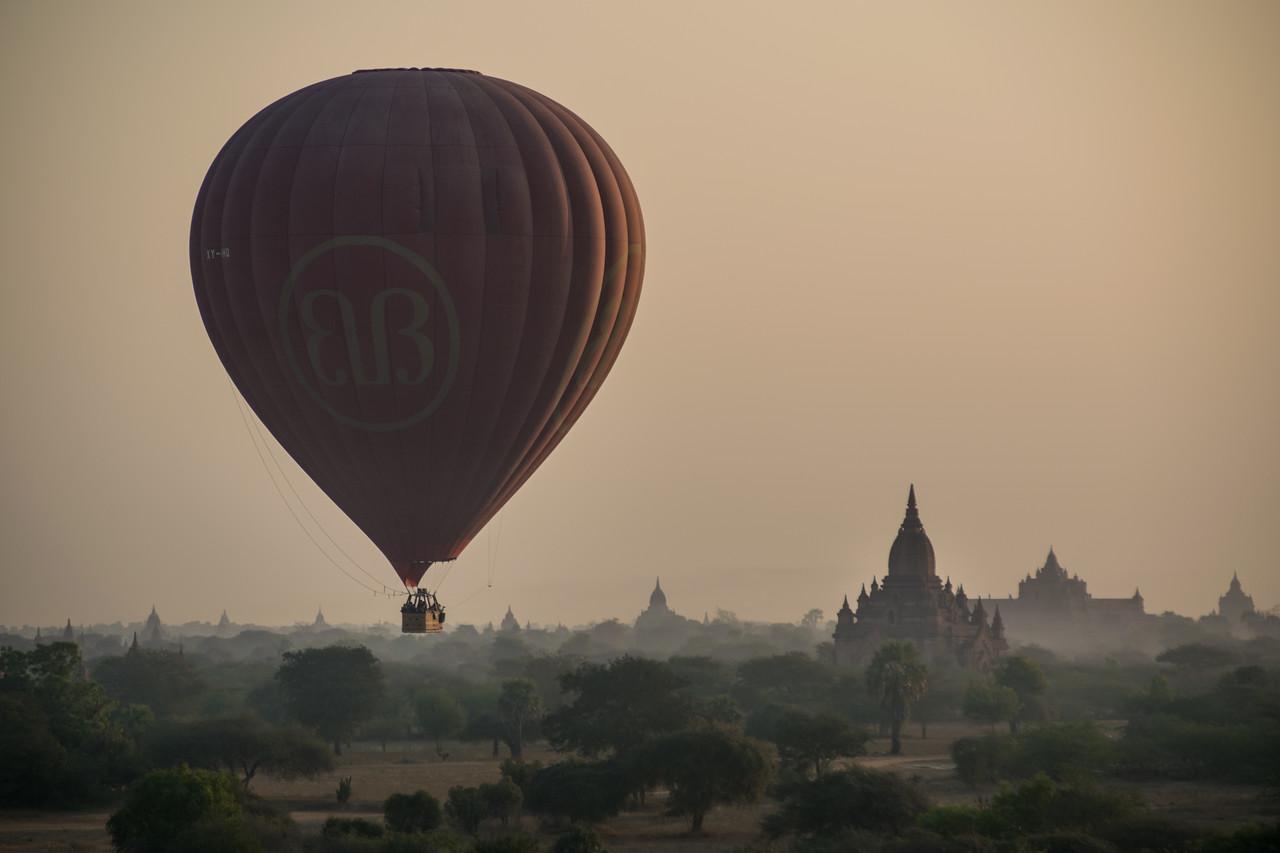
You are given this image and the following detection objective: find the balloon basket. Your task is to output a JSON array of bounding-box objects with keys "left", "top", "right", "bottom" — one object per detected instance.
[{"left": 402, "top": 611, "right": 443, "bottom": 634}]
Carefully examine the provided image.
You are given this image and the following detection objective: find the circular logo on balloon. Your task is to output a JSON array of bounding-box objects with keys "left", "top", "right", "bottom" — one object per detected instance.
[{"left": 279, "top": 236, "right": 461, "bottom": 432}]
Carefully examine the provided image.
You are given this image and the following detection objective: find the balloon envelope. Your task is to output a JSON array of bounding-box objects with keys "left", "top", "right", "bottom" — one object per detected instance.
[{"left": 190, "top": 69, "right": 644, "bottom": 587}]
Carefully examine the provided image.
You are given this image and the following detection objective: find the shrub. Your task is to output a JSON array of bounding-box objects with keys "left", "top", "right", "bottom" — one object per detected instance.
[
  {"left": 1012, "top": 722, "right": 1113, "bottom": 781},
  {"left": 379, "top": 832, "right": 471, "bottom": 853},
  {"left": 1020, "top": 832, "right": 1116, "bottom": 853},
  {"left": 481, "top": 779, "right": 523, "bottom": 826},
  {"left": 952, "top": 734, "right": 1017, "bottom": 786},
  {"left": 551, "top": 826, "right": 608, "bottom": 853},
  {"left": 384, "top": 790, "right": 443, "bottom": 833},
  {"left": 951, "top": 723, "right": 1113, "bottom": 786},
  {"left": 445, "top": 785, "right": 487, "bottom": 834},
  {"left": 1195, "top": 822, "right": 1280, "bottom": 853},
  {"left": 524, "top": 761, "right": 630, "bottom": 825},
  {"left": 987, "top": 775, "right": 1138, "bottom": 836},
  {"left": 764, "top": 765, "right": 930, "bottom": 839},
  {"left": 917, "top": 805, "right": 989, "bottom": 838},
  {"left": 500, "top": 758, "right": 543, "bottom": 798},
  {"left": 323, "top": 816, "right": 384, "bottom": 839},
  {"left": 1116, "top": 715, "right": 1280, "bottom": 783},
  {"left": 106, "top": 766, "right": 290, "bottom": 853},
  {"left": 336, "top": 775, "right": 353, "bottom": 804},
  {"left": 472, "top": 834, "right": 543, "bottom": 853},
  {"left": 1095, "top": 815, "right": 1201, "bottom": 852}
]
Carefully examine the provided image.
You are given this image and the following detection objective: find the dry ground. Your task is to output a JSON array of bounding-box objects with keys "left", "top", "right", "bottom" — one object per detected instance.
[{"left": 2, "top": 723, "right": 1274, "bottom": 851}]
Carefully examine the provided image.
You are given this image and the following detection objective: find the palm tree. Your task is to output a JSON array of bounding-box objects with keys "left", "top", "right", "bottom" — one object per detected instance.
[{"left": 866, "top": 641, "right": 929, "bottom": 755}]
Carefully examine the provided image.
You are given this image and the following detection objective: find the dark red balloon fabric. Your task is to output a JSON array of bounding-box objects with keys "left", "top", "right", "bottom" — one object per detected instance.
[{"left": 190, "top": 69, "right": 644, "bottom": 588}]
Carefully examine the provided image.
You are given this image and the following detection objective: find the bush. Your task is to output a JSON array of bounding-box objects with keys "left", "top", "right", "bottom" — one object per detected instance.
[
  {"left": 472, "top": 834, "right": 543, "bottom": 853},
  {"left": 987, "top": 775, "right": 1138, "bottom": 836},
  {"left": 445, "top": 786, "right": 487, "bottom": 834},
  {"left": 378, "top": 833, "right": 471, "bottom": 853},
  {"left": 384, "top": 790, "right": 443, "bottom": 833},
  {"left": 952, "top": 734, "right": 1017, "bottom": 786},
  {"left": 951, "top": 723, "right": 1113, "bottom": 786},
  {"left": 551, "top": 826, "right": 607, "bottom": 853},
  {"left": 1196, "top": 822, "right": 1280, "bottom": 853},
  {"left": 764, "top": 765, "right": 930, "bottom": 839},
  {"left": 524, "top": 761, "right": 630, "bottom": 825},
  {"left": 481, "top": 779, "right": 523, "bottom": 826},
  {"left": 1116, "top": 715, "right": 1280, "bottom": 783},
  {"left": 1020, "top": 832, "right": 1116, "bottom": 853},
  {"left": 1095, "top": 815, "right": 1201, "bottom": 852},
  {"left": 323, "top": 816, "right": 384, "bottom": 839},
  {"left": 336, "top": 775, "right": 353, "bottom": 804},
  {"left": 500, "top": 758, "right": 543, "bottom": 798},
  {"left": 1012, "top": 722, "right": 1113, "bottom": 781},
  {"left": 106, "top": 766, "right": 279, "bottom": 853},
  {"left": 917, "top": 805, "right": 989, "bottom": 838}
]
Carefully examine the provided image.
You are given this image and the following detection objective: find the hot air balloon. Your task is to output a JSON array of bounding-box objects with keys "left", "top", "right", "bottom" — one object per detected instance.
[{"left": 190, "top": 68, "right": 644, "bottom": 632}]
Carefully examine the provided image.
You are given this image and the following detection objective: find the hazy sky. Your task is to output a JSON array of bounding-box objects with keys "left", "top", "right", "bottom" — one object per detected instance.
[{"left": 2, "top": 1, "right": 1277, "bottom": 630}]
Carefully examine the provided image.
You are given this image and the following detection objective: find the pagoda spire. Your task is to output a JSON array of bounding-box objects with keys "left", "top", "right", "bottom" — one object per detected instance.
[{"left": 898, "top": 483, "right": 924, "bottom": 534}]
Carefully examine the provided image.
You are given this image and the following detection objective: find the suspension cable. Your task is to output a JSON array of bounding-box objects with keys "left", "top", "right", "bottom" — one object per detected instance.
[
  {"left": 228, "top": 382, "right": 396, "bottom": 597},
  {"left": 242, "top": 402, "right": 398, "bottom": 593}
]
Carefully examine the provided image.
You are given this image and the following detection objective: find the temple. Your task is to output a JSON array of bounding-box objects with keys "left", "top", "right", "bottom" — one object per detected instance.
[
  {"left": 984, "top": 548, "right": 1146, "bottom": 641},
  {"left": 140, "top": 605, "right": 165, "bottom": 646},
  {"left": 1217, "top": 573, "right": 1256, "bottom": 624},
  {"left": 833, "top": 486, "right": 1007, "bottom": 671}
]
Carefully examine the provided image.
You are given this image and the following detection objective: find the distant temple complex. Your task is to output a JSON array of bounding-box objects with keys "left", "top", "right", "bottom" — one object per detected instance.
[
  {"left": 834, "top": 487, "right": 1007, "bottom": 671},
  {"left": 983, "top": 548, "right": 1146, "bottom": 639},
  {"left": 500, "top": 606, "right": 521, "bottom": 633}
]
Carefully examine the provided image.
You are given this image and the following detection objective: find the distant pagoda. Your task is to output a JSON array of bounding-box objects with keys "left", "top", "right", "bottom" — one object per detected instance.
[
  {"left": 141, "top": 606, "right": 165, "bottom": 646},
  {"left": 1218, "top": 573, "right": 1256, "bottom": 623}
]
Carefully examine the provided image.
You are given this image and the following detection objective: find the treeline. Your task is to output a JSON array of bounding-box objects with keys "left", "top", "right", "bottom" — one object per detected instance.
[{"left": 3, "top": 632, "right": 1280, "bottom": 852}]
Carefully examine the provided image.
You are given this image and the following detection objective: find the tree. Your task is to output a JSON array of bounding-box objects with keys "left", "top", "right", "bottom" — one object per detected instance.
[
  {"left": 92, "top": 649, "right": 204, "bottom": 718},
  {"left": 770, "top": 709, "right": 868, "bottom": 777},
  {"left": 1155, "top": 643, "right": 1239, "bottom": 672},
  {"left": 524, "top": 761, "right": 631, "bottom": 825},
  {"left": 962, "top": 680, "right": 1021, "bottom": 732},
  {"left": 497, "top": 679, "right": 543, "bottom": 760},
  {"left": 735, "top": 653, "right": 834, "bottom": 710},
  {"left": 384, "top": 790, "right": 443, "bottom": 833},
  {"left": 275, "top": 646, "right": 384, "bottom": 754},
  {"left": 866, "top": 642, "right": 928, "bottom": 755},
  {"left": 481, "top": 779, "right": 523, "bottom": 827},
  {"left": 544, "top": 657, "right": 691, "bottom": 757},
  {"left": 146, "top": 715, "right": 332, "bottom": 788},
  {"left": 362, "top": 689, "right": 415, "bottom": 751},
  {"left": 107, "top": 766, "right": 252, "bottom": 852},
  {"left": 800, "top": 609, "right": 825, "bottom": 630},
  {"left": 445, "top": 785, "right": 488, "bottom": 834},
  {"left": 415, "top": 689, "right": 466, "bottom": 758},
  {"left": 0, "top": 643, "right": 141, "bottom": 806},
  {"left": 994, "top": 656, "right": 1048, "bottom": 733},
  {"left": 640, "top": 727, "right": 773, "bottom": 833},
  {"left": 763, "top": 766, "right": 931, "bottom": 840}
]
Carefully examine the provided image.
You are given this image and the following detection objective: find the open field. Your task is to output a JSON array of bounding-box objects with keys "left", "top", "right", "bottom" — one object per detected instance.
[{"left": 2, "top": 723, "right": 1276, "bottom": 851}]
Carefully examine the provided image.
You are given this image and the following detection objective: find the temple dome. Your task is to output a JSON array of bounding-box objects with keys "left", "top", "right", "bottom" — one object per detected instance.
[{"left": 887, "top": 485, "right": 936, "bottom": 579}]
